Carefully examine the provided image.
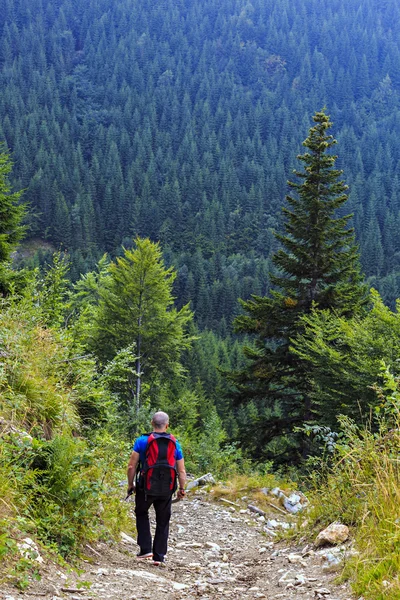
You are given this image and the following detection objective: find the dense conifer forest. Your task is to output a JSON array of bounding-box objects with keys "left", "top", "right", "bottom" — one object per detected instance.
[{"left": 2, "top": 0, "right": 400, "bottom": 324}]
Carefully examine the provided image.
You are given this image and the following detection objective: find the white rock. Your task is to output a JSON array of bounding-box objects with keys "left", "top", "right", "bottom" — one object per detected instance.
[
  {"left": 205, "top": 542, "right": 221, "bottom": 551},
  {"left": 121, "top": 532, "right": 136, "bottom": 544},
  {"left": 186, "top": 473, "right": 216, "bottom": 490},
  {"left": 264, "top": 528, "right": 278, "bottom": 537},
  {"left": 267, "top": 519, "right": 278, "bottom": 528},
  {"left": 295, "top": 574, "right": 307, "bottom": 585},
  {"left": 176, "top": 541, "right": 202, "bottom": 548},
  {"left": 283, "top": 494, "right": 304, "bottom": 514},
  {"left": 321, "top": 551, "right": 342, "bottom": 572},
  {"left": 288, "top": 553, "right": 307, "bottom": 567},
  {"left": 278, "top": 570, "right": 296, "bottom": 586},
  {"left": 173, "top": 583, "right": 189, "bottom": 591},
  {"left": 259, "top": 547, "right": 267, "bottom": 554},
  {"left": 17, "top": 537, "right": 43, "bottom": 564}
]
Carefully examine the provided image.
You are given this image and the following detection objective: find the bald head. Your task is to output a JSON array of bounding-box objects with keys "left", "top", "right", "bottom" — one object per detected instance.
[{"left": 151, "top": 411, "right": 169, "bottom": 431}]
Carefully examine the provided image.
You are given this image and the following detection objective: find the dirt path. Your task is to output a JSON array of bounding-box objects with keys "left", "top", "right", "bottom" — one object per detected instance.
[{"left": 1, "top": 492, "right": 356, "bottom": 600}]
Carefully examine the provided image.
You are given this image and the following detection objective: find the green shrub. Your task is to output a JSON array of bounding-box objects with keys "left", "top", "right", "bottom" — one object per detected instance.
[{"left": 304, "top": 367, "right": 400, "bottom": 599}]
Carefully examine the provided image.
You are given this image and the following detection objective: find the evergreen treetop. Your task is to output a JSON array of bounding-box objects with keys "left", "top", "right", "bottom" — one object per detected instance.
[{"left": 273, "top": 109, "right": 367, "bottom": 316}]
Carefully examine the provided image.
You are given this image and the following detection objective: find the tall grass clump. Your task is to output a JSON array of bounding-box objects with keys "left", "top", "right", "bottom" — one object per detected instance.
[{"left": 305, "top": 365, "right": 400, "bottom": 600}]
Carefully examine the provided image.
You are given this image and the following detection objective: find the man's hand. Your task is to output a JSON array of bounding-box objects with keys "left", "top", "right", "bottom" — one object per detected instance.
[
  {"left": 177, "top": 488, "right": 186, "bottom": 500},
  {"left": 126, "top": 485, "right": 135, "bottom": 497}
]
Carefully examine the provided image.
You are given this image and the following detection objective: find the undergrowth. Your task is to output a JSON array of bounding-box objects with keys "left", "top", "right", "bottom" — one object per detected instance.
[
  {"left": 0, "top": 292, "right": 132, "bottom": 588},
  {"left": 301, "top": 365, "right": 400, "bottom": 600}
]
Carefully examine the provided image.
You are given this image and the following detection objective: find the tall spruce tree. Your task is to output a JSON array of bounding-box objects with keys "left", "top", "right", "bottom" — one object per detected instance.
[{"left": 231, "top": 110, "right": 367, "bottom": 461}]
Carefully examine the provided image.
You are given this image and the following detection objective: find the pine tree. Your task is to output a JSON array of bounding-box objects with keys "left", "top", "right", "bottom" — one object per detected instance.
[{"left": 231, "top": 110, "right": 367, "bottom": 461}]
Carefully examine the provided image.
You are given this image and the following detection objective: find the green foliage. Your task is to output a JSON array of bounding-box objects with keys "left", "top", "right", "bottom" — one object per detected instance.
[
  {"left": 291, "top": 289, "right": 400, "bottom": 425},
  {"left": 175, "top": 407, "right": 243, "bottom": 477},
  {"left": 0, "top": 283, "right": 131, "bottom": 571},
  {"left": 0, "top": 146, "right": 25, "bottom": 259},
  {"left": 303, "top": 372, "right": 400, "bottom": 599},
  {"left": 76, "top": 238, "right": 193, "bottom": 416}
]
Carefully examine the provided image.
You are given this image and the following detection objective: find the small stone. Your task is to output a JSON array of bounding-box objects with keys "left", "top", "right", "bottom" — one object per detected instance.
[
  {"left": 259, "top": 547, "right": 267, "bottom": 554},
  {"left": 205, "top": 542, "right": 221, "bottom": 551},
  {"left": 288, "top": 553, "right": 302, "bottom": 563},
  {"left": 278, "top": 570, "right": 296, "bottom": 586},
  {"left": 314, "top": 589, "right": 331, "bottom": 596},
  {"left": 172, "top": 583, "right": 188, "bottom": 591},
  {"left": 176, "top": 541, "right": 202, "bottom": 548},
  {"left": 121, "top": 532, "right": 136, "bottom": 544},
  {"left": 264, "top": 528, "right": 278, "bottom": 537},
  {"left": 321, "top": 551, "right": 342, "bottom": 572}
]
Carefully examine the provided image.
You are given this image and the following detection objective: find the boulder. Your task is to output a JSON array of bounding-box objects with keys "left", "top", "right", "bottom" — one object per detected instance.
[{"left": 315, "top": 522, "right": 349, "bottom": 547}]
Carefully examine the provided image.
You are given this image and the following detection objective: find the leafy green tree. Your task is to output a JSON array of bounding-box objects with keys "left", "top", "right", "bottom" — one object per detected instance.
[
  {"left": 0, "top": 144, "right": 25, "bottom": 292},
  {"left": 90, "top": 238, "right": 193, "bottom": 413},
  {"left": 231, "top": 110, "right": 367, "bottom": 461}
]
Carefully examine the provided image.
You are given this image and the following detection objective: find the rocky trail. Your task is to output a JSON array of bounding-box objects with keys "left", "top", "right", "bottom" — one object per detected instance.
[{"left": 1, "top": 491, "right": 356, "bottom": 600}]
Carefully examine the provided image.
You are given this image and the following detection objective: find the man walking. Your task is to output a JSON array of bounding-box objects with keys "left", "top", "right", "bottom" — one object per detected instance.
[{"left": 127, "top": 411, "right": 186, "bottom": 565}]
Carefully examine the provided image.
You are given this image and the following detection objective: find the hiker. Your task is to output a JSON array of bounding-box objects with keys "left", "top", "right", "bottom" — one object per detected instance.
[{"left": 127, "top": 411, "right": 186, "bottom": 565}]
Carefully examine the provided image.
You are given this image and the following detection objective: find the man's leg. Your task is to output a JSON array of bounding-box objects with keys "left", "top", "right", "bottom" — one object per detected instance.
[
  {"left": 152, "top": 495, "right": 172, "bottom": 562},
  {"left": 135, "top": 489, "right": 153, "bottom": 556}
]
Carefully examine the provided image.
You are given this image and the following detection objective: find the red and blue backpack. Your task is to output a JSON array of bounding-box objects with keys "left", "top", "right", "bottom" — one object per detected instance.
[{"left": 138, "top": 432, "right": 178, "bottom": 497}]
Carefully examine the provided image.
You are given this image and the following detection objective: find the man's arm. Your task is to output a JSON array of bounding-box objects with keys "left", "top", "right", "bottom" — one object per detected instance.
[
  {"left": 176, "top": 457, "right": 186, "bottom": 498},
  {"left": 127, "top": 450, "right": 140, "bottom": 492}
]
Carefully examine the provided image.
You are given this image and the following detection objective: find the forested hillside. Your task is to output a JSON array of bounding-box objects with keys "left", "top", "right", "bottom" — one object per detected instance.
[{"left": 2, "top": 0, "right": 400, "bottom": 327}]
